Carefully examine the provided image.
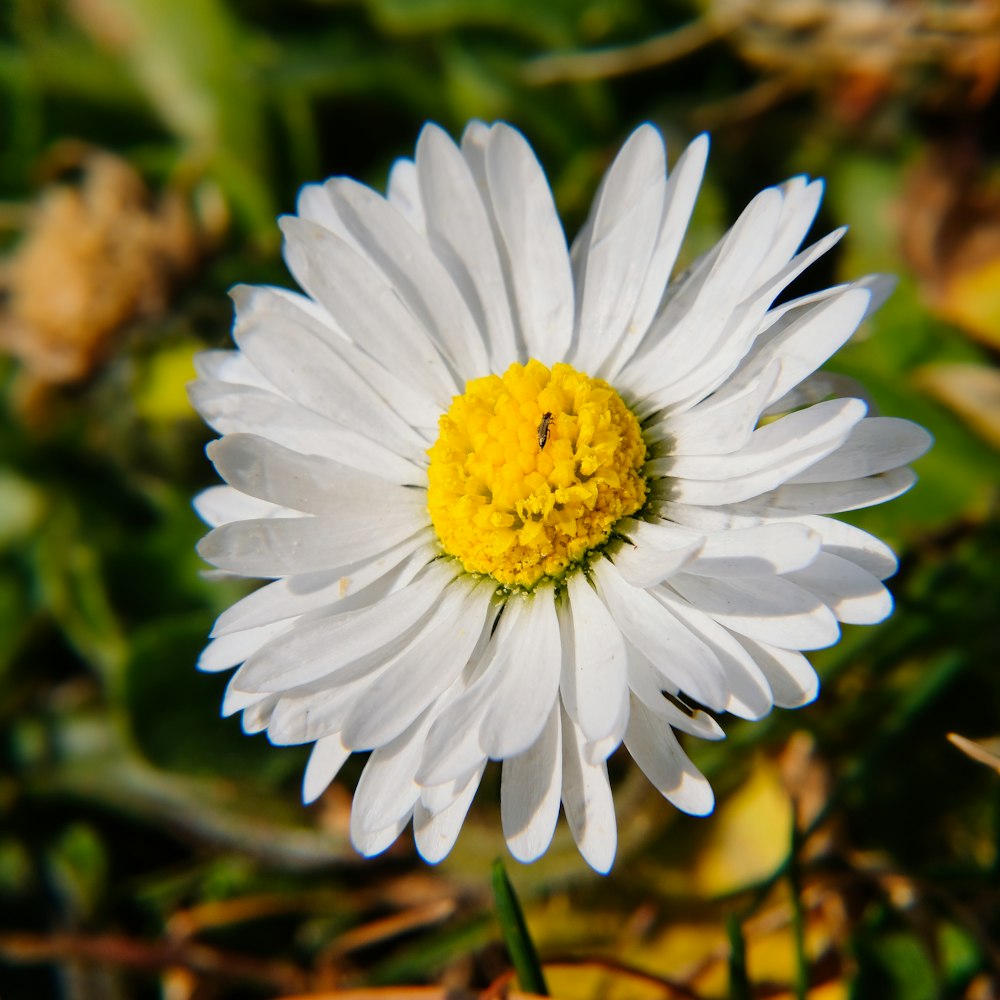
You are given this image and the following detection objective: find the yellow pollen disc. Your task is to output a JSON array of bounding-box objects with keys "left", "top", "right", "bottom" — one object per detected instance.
[{"left": 427, "top": 359, "right": 648, "bottom": 588}]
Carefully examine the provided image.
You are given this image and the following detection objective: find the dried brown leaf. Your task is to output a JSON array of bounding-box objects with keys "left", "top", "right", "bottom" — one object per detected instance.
[
  {"left": 947, "top": 732, "right": 1000, "bottom": 774},
  {"left": 0, "top": 146, "right": 219, "bottom": 404}
]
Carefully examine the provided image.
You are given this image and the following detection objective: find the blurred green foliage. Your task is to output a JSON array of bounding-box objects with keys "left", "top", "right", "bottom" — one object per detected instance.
[{"left": 1, "top": 0, "right": 999, "bottom": 998}]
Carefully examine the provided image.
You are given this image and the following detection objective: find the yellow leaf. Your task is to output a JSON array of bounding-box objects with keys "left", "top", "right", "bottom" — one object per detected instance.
[
  {"left": 914, "top": 363, "right": 1000, "bottom": 450},
  {"left": 135, "top": 340, "right": 199, "bottom": 421},
  {"left": 938, "top": 257, "right": 1000, "bottom": 348},
  {"left": 694, "top": 756, "right": 793, "bottom": 897}
]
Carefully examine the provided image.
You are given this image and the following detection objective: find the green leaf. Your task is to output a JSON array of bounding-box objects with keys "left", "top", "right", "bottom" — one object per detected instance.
[
  {"left": 30, "top": 711, "right": 353, "bottom": 866},
  {"left": 0, "top": 838, "right": 33, "bottom": 895},
  {"left": 124, "top": 612, "right": 304, "bottom": 785},
  {"left": 32, "top": 504, "right": 128, "bottom": 692},
  {"left": 858, "top": 931, "right": 936, "bottom": 1000},
  {"left": 46, "top": 823, "right": 107, "bottom": 919},
  {"left": 0, "top": 572, "right": 32, "bottom": 683},
  {"left": 0, "top": 467, "right": 44, "bottom": 550},
  {"left": 833, "top": 357, "right": 999, "bottom": 542},
  {"left": 359, "top": 0, "right": 628, "bottom": 47},
  {"left": 939, "top": 921, "right": 982, "bottom": 988},
  {"left": 70, "top": 0, "right": 277, "bottom": 242}
]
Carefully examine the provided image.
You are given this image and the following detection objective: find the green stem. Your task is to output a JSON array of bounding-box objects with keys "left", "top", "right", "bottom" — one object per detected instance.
[
  {"left": 726, "top": 914, "right": 751, "bottom": 1000},
  {"left": 491, "top": 859, "right": 548, "bottom": 996}
]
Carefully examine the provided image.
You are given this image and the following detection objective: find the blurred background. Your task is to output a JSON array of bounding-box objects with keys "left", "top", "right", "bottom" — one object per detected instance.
[{"left": 1, "top": 1, "right": 999, "bottom": 998}]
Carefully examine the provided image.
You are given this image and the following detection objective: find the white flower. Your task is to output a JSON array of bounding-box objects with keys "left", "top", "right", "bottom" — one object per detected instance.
[{"left": 190, "top": 121, "right": 931, "bottom": 873}]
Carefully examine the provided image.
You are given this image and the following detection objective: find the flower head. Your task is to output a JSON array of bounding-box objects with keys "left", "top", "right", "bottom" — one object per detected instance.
[{"left": 190, "top": 122, "right": 931, "bottom": 872}]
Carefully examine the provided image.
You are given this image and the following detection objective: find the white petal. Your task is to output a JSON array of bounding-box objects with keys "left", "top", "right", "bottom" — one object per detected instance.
[
  {"left": 266, "top": 675, "right": 373, "bottom": 745},
  {"left": 593, "top": 559, "right": 728, "bottom": 710},
  {"left": 653, "top": 499, "right": 764, "bottom": 532},
  {"left": 197, "top": 495, "right": 427, "bottom": 578},
  {"left": 323, "top": 177, "right": 491, "bottom": 379},
  {"left": 231, "top": 285, "right": 432, "bottom": 452},
  {"left": 657, "top": 361, "right": 781, "bottom": 457},
  {"left": 480, "top": 586, "right": 563, "bottom": 759},
  {"left": 414, "top": 766, "right": 484, "bottom": 864},
  {"left": 416, "top": 124, "right": 519, "bottom": 370},
  {"left": 484, "top": 123, "right": 574, "bottom": 364},
  {"left": 221, "top": 686, "right": 269, "bottom": 717},
  {"left": 757, "top": 272, "right": 893, "bottom": 347},
  {"left": 760, "top": 367, "right": 867, "bottom": 418},
  {"left": 210, "top": 532, "right": 434, "bottom": 636},
  {"left": 666, "top": 572, "right": 840, "bottom": 650},
  {"left": 207, "top": 433, "right": 425, "bottom": 515},
  {"left": 340, "top": 579, "right": 495, "bottom": 748},
  {"left": 604, "top": 133, "right": 710, "bottom": 378},
  {"left": 674, "top": 248, "right": 855, "bottom": 421},
  {"left": 198, "top": 621, "right": 293, "bottom": 672},
  {"left": 582, "top": 733, "right": 621, "bottom": 765},
  {"left": 190, "top": 382, "right": 425, "bottom": 485},
  {"left": 855, "top": 272, "right": 898, "bottom": 316},
  {"left": 419, "top": 588, "right": 561, "bottom": 782},
  {"left": 501, "top": 706, "right": 563, "bottom": 863},
  {"left": 632, "top": 229, "right": 849, "bottom": 421},
  {"left": 193, "top": 485, "right": 289, "bottom": 528},
  {"left": 457, "top": 118, "right": 490, "bottom": 171},
  {"left": 302, "top": 734, "right": 351, "bottom": 804},
  {"left": 193, "top": 348, "right": 275, "bottom": 391},
  {"left": 625, "top": 647, "right": 726, "bottom": 740},
  {"left": 662, "top": 397, "right": 867, "bottom": 481},
  {"left": 239, "top": 694, "right": 278, "bottom": 733},
  {"left": 787, "top": 417, "right": 932, "bottom": 484},
  {"left": 419, "top": 683, "right": 508, "bottom": 788},
  {"left": 735, "top": 286, "right": 873, "bottom": 410},
  {"left": 624, "top": 694, "right": 714, "bottom": 815},
  {"left": 420, "top": 768, "right": 480, "bottom": 814},
  {"left": 350, "top": 813, "right": 409, "bottom": 858},
  {"left": 352, "top": 712, "right": 433, "bottom": 835},
  {"left": 748, "top": 177, "right": 825, "bottom": 290},
  {"left": 682, "top": 523, "right": 822, "bottom": 577},
  {"left": 785, "top": 552, "right": 892, "bottom": 625},
  {"left": 764, "top": 467, "right": 917, "bottom": 514},
  {"left": 560, "top": 706, "right": 617, "bottom": 874},
  {"left": 609, "top": 518, "right": 704, "bottom": 588},
  {"left": 734, "top": 635, "right": 819, "bottom": 708},
  {"left": 386, "top": 157, "right": 425, "bottom": 231},
  {"left": 280, "top": 217, "right": 457, "bottom": 402},
  {"left": 560, "top": 573, "right": 629, "bottom": 744},
  {"left": 572, "top": 124, "right": 667, "bottom": 373},
  {"left": 654, "top": 591, "right": 773, "bottom": 720},
  {"left": 660, "top": 398, "right": 868, "bottom": 505},
  {"left": 797, "top": 515, "right": 898, "bottom": 579},
  {"left": 622, "top": 186, "right": 785, "bottom": 401},
  {"left": 297, "top": 177, "right": 342, "bottom": 234},
  {"left": 232, "top": 561, "right": 454, "bottom": 692}
]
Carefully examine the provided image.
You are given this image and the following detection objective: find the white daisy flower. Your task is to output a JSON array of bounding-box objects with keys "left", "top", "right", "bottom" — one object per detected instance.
[{"left": 190, "top": 122, "right": 932, "bottom": 873}]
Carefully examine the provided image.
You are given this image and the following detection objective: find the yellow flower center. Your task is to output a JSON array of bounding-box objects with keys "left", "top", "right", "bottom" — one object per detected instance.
[{"left": 427, "top": 359, "right": 648, "bottom": 589}]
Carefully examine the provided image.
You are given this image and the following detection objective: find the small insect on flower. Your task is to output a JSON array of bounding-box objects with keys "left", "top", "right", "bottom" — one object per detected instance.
[{"left": 537, "top": 411, "right": 554, "bottom": 449}]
